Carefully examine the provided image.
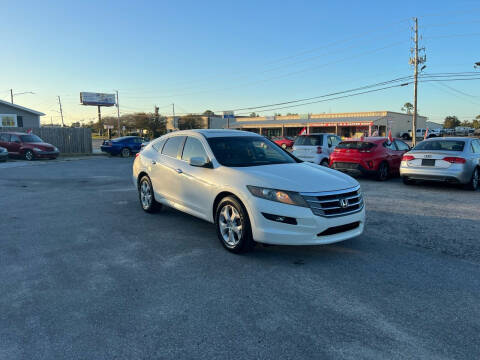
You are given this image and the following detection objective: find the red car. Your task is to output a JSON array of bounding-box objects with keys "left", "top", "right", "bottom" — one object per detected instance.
[
  {"left": 271, "top": 136, "right": 294, "bottom": 149},
  {"left": 0, "top": 132, "right": 59, "bottom": 161},
  {"left": 329, "top": 137, "right": 411, "bottom": 181}
]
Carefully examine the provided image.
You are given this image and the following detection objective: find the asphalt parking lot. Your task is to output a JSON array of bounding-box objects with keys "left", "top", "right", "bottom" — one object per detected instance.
[{"left": 1, "top": 157, "right": 479, "bottom": 359}]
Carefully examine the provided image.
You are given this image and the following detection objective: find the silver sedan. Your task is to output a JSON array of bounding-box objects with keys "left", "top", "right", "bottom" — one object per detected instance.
[{"left": 400, "top": 137, "right": 480, "bottom": 190}]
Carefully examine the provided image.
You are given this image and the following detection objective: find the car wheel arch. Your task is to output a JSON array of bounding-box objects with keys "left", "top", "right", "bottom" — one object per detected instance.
[
  {"left": 212, "top": 191, "right": 251, "bottom": 224},
  {"left": 137, "top": 171, "right": 150, "bottom": 188}
]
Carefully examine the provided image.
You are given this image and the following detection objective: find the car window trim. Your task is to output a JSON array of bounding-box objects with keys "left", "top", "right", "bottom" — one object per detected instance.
[{"left": 180, "top": 136, "right": 210, "bottom": 163}]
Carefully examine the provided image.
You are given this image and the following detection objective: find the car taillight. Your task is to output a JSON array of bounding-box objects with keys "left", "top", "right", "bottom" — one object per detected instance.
[
  {"left": 443, "top": 157, "right": 466, "bottom": 164},
  {"left": 135, "top": 152, "right": 140, "bottom": 158},
  {"left": 402, "top": 155, "right": 415, "bottom": 161},
  {"left": 316, "top": 147, "right": 322, "bottom": 154}
]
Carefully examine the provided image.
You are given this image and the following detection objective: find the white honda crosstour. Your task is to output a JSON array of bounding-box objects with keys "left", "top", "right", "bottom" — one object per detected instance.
[{"left": 133, "top": 129, "right": 365, "bottom": 253}]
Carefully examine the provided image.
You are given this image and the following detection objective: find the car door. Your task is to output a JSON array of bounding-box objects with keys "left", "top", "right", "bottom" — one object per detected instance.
[
  {"left": 175, "top": 136, "right": 215, "bottom": 220},
  {"left": 471, "top": 139, "right": 480, "bottom": 168},
  {"left": 8, "top": 135, "right": 22, "bottom": 155},
  {"left": 150, "top": 136, "right": 186, "bottom": 205}
]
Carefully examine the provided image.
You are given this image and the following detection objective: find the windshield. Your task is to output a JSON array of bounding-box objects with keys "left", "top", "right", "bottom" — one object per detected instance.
[
  {"left": 207, "top": 136, "right": 297, "bottom": 167},
  {"left": 294, "top": 135, "right": 323, "bottom": 146},
  {"left": 414, "top": 140, "right": 465, "bottom": 152},
  {"left": 337, "top": 141, "right": 376, "bottom": 150},
  {"left": 20, "top": 135, "right": 43, "bottom": 143}
]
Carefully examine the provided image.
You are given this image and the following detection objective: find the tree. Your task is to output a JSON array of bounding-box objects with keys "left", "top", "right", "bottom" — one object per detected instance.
[
  {"left": 203, "top": 110, "right": 215, "bottom": 116},
  {"left": 178, "top": 115, "right": 204, "bottom": 130},
  {"left": 443, "top": 116, "right": 461, "bottom": 129},
  {"left": 472, "top": 119, "right": 480, "bottom": 129},
  {"left": 286, "top": 113, "right": 299, "bottom": 116},
  {"left": 249, "top": 112, "right": 259, "bottom": 117},
  {"left": 401, "top": 102, "right": 414, "bottom": 114}
]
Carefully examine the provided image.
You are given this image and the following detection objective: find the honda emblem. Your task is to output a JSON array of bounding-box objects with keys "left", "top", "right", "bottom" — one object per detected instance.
[{"left": 339, "top": 198, "right": 349, "bottom": 208}]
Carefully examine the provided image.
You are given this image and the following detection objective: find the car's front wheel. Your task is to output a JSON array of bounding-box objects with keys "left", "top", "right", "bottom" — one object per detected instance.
[
  {"left": 215, "top": 196, "right": 254, "bottom": 253},
  {"left": 138, "top": 176, "right": 161, "bottom": 212},
  {"left": 24, "top": 150, "right": 34, "bottom": 161}
]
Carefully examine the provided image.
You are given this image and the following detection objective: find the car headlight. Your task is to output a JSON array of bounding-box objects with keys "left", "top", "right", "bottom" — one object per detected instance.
[
  {"left": 33, "top": 147, "right": 43, "bottom": 152},
  {"left": 53, "top": 147, "right": 58, "bottom": 152},
  {"left": 247, "top": 185, "right": 308, "bottom": 207}
]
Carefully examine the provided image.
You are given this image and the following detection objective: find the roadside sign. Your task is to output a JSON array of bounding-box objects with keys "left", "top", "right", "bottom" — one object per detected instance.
[{"left": 80, "top": 92, "right": 116, "bottom": 107}]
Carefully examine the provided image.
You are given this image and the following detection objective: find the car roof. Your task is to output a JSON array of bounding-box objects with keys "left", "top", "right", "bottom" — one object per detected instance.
[
  {"left": 167, "top": 129, "right": 263, "bottom": 138},
  {"left": 0, "top": 131, "right": 29, "bottom": 135},
  {"left": 298, "top": 133, "right": 330, "bottom": 136},
  {"left": 422, "top": 137, "right": 470, "bottom": 141}
]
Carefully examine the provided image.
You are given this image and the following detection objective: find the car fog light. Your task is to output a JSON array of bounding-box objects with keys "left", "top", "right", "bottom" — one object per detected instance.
[{"left": 262, "top": 212, "right": 297, "bottom": 225}]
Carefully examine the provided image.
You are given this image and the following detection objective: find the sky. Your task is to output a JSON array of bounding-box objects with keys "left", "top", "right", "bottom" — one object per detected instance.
[{"left": 2, "top": 0, "right": 480, "bottom": 125}]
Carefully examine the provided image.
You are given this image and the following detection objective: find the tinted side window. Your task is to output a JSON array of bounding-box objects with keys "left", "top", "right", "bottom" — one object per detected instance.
[
  {"left": 182, "top": 137, "right": 208, "bottom": 162},
  {"left": 472, "top": 140, "right": 480, "bottom": 153},
  {"left": 11, "top": 135, "right": 21, "bottom": 143},
  {"left": 384, "top": 141, "right": 396, "bottom": 150},
  {"left": 395, "top": 140, "right": 410, "bottom": 151},
  {"left": 0, "top": 134, "right": 9, "bottom": 142},
  {"left": 151, "top": 139, "right": 165, "bottom": 152},
  {"left": 161, "top": 136, "right": 185, "bottom": 158}
]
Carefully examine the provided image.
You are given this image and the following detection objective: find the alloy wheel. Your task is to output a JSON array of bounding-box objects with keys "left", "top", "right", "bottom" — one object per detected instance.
[
  {"left": 140, "top": 180, "right": 153, "bottom": 209},
  {"left": 25, "top": 151, "right": 33, "bottom": 161},
  {"left": 218, "top": 204, "right": 243, "bottom": 247},
  {"left": 122, "top": 148, "right": 131, "bottom": 157},
  {"left": 473, "top": 168, "right": 479, "bottom": 190}
]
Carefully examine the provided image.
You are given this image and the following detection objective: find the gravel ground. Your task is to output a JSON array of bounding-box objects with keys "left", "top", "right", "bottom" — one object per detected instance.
[
  {"left": 1, "top": 157, "right": 479, "bottom": 359},
  {"left": 360, "top": 177, "right": 480, "bottom": 263}
]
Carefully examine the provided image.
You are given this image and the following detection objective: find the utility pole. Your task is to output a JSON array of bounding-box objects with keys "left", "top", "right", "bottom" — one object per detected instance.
[
  {"left": 409, "top": 17, "right": 426, "bottom": 147},
  {"left": 57, "top": 96, "right": 65, "bottom": 127},
  {"left": 10, "top": 89, "right": 13, "bottom": 104},
  {"left": 116, "top": 90, "right": 121, "bottom": 135},
  {"left": 172, "top": 103, "right": 176, "bottom": 130}
]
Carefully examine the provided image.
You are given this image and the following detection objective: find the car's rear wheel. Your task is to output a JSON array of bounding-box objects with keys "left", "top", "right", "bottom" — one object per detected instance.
[
  {"left": 24, "top": 150, "right": 34, "bottom": 161},
  {"left": 138, "top": 176, "right": 161, "bottom": 212},
  {"left": 376, "top": 162, "right": 389, "bottom": 181},
  {"left": 121, "top": 147, "right": 131, "bottom": 157},
  {"left": 215, "top": 196, "right": 254, "bottom": 253},
  {"left": 320, "top": 158, "right": 329, "bottom": 167},
  {"left": 465, "top": 167, "right": 479, "bottom": 191}
]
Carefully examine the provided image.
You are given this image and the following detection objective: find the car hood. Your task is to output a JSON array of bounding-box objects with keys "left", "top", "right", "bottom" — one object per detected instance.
[{"left": 230, "top": 162, "right": 358, "bottom": 193}]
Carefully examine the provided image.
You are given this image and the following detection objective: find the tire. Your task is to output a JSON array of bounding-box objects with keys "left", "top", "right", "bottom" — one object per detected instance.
[
  {"left": 281, "top": 143, "right": 287, "bottom": 149},
  {"left": 138, "top": 176, "right": 162, "bottom": 213},
  {"left": 465, "top": 167, "right": 479, "bottom": 191},
  {"left": 402, "top": 134, "right": 411, "bottom": 140},
  {"left": 24, "top": 150, "right": 34, "bottom": 161},
  {"left": 402, "top": 176, "right": 415, "bottom": 185},
  {"left": 376, "top": 162, "right": 389, "bottom": 181},
  {"left": 121, "top": 147, "right": 131, "bottom": 157},
  {"left": 215, "top": 196, "right": 255, "bottom": 253},
  {"left": 320, "top": 158, "right": 330, "bottom": 167}
]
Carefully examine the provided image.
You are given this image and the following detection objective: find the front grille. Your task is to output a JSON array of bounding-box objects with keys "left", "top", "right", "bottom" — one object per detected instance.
[
  {"left": 301, "top": 186, "right": 363, "bottom": 217},
  {"left": 318, "top": 222, "right": 360, "bottom": 236},
  {"left": 333, "top": 162, "right": 359, "bottom": 170}
]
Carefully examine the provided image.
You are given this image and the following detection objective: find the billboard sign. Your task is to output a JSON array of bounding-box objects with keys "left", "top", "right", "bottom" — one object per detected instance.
[
  {"left": 223, "top": 111, "right": 235, "bottom": 119},
  {"left": 80, "top": 92, "right": 116, "bottom": 106}
]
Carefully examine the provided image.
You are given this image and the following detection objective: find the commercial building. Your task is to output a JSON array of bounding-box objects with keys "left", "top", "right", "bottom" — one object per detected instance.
[
  {"left": 0, "top": 99, "right": 45, "bottom": 128},
  {"left": 166, "top": 115, "right": 228, "bottom": 132},
  {"left": 229, "top": 111, "right": 427, "bottom": 139},
  {"left": 426, "top": 121, "right": 443, "bottom": 130}
]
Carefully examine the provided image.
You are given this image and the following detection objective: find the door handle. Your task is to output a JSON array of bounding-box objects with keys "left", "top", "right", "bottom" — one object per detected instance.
[{"left": 176, "top": 168, "right": 183, "bottom": 174}]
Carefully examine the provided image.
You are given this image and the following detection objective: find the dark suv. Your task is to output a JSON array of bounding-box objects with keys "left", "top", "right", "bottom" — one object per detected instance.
[{"left": 0, "top": 132, "right": 59, "bottom": 160}]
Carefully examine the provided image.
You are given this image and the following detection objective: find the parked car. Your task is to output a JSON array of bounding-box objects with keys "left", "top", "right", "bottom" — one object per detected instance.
[
  {"left": 101, "top": 136, "right": 145, "bottom": 157},
  {"left": 0, "top": 146, "right": 8, "bottom": 162},
  {"left": 330, "top": 137, "right": 411, "bottom": 181},
  {"left": 0, "top": 132, "right": 59, "bottom": 160},
  {"left": 133, "top": 130, "right": 365, "bottom": 253},
  {"left": 271, "top": 136, "right": 294, "bottom": 149},
  {"left": 292, "top": 133, "right": 342, "bottom": 166},
  {"left": 400, "top": 137, "right": 480, "bottom": 190}
]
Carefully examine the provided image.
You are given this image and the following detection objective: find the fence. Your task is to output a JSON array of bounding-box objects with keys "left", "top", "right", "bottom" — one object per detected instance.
[{"left": 6, "top": 127, "right": 92, "bottom": 154}]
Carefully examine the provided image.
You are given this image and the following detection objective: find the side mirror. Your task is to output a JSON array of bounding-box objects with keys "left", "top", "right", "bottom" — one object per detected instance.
[
  {"left": 328, "top": 143, "right": 332, "bottom": 148},
  {"left": 190, "top": 156, "right": 211, "bottom": 168}
]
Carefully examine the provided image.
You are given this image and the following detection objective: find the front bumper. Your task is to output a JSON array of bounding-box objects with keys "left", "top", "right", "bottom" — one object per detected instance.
[
  {"left": 0, "top": 152, "right": 7, "bottom": 161},
  {"left": 33, "top": 150, "right": 59, "bottom": 158},
  {"left": 245, "top": 196, "right": 365, "bottom": 246},
  {"left": 400, "top": 163, "right": 470, "bottom": 184}
]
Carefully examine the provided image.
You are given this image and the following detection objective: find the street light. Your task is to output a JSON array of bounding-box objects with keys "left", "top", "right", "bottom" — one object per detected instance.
[{"left": 10, "top": 90, "right": 35, "bottom": 104}]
